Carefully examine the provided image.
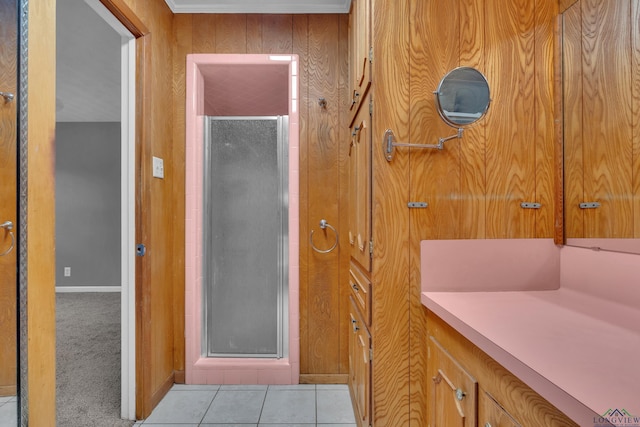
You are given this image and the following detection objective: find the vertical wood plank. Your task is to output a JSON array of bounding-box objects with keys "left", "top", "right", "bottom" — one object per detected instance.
[
  {"left": 148, "top": 2, "right": 177, "bottom": 399},
  {"left": 459, "top": 0, "right": 487, "bottom": 240},
  {"left": 262, "top": 15, "right": 293, "bottom": 54},
  {"left": 410, "top": 0, "right": 461, "bottom": 242},
  {"left": 562, "top": 1, "right": 584, "bottom": 238},
  {"left": 172, "top": 12, "right": 192, "bottom": 382},
  {"left": 582, "top": 0, "right": 633, "bottom": 238},
  {"left": 246, "top": 15, "right": 262, "bottom": 53},
  {"left": 306, "top": 14, "right": 341, "bottom": 374},
  {"left": 534, "top": 0, "right": 558, "bottom": 238},
  {"left": 633, "top": 0, "right": 640, "bottom": 238},
  {"left": 293, "top": 14, "right": 311, "bottom": 375},
  {"left": 215, "top": 15, "right": 247, "bottom": 53},
  {"left": 485, "top": 0, "right": 537, "bottom": 238},
  {"left": 192, "top": 15, "right": 216, "bottom": 53},
  {"left": 371, "top": 0, "right": 411, "bottom": 424},
  {"left": 27, "top": 0, "right": 57, "bottom": 422}
]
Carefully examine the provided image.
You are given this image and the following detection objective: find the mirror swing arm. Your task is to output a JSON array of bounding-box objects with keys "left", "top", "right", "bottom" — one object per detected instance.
[
  {"left": 383, "top": 66, "right": 490, "bottom": 162},
  {"left": 383, "top": 127, "right": 464, "bottom": 162}
]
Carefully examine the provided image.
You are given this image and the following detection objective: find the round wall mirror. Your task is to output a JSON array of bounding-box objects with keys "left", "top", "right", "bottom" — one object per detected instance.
[{"left": 434, "top": 66, "right": 491, "bottom": 128}]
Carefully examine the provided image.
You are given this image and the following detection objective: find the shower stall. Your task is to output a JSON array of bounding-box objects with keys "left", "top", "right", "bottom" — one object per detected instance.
[
  {"left": 185, "top": 53, "right": 299, "bottom": 385},
  {"left": 202, "top": 116, "right": 289, "bottom": 359}
]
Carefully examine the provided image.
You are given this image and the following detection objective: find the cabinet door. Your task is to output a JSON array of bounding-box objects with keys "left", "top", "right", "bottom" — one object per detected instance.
[
  {"left": 478, "top": 390, "right": 522, "bottom": 427},
  {"left": 349, "top": 297, "right": 371, "bottom": 427},
  {"left": 428, "top": 336, "right": 477, "bottom": 427},
  {"left": 349, "top": 96, "right": 371, "bottom": 271},
  {"left": 348, "top": 0, "right": 371, "bottom": 125}
]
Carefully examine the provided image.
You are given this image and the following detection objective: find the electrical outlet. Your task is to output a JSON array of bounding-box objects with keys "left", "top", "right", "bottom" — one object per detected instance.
[
  {"left": 64, "top": 267, "right": 71, "bottom": 277},
  {"left": 152, "top": 156, "right": 164, "bottom": 179}
]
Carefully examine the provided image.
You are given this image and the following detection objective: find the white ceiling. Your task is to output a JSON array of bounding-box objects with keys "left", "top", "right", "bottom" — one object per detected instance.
[{"left": 164, "top": 0, "right": 351, "bottom": 14}]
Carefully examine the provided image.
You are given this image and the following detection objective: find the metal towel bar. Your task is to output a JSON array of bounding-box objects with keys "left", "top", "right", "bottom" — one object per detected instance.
[{"left": 310, "top": 219, "right": 338, "bottom": 254}]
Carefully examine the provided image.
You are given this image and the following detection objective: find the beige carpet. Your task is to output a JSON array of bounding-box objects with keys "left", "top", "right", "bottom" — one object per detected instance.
[{"left": 56, "top": 292, "right": 134, "bottom": 427}]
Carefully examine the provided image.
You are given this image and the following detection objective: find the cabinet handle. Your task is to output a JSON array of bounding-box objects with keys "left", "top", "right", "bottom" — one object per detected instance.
[
  {"left": 1, "top": 91, "right": 15, "bottom": 102},
  {"left": 0, "top": 221, "right": 15, "bottom": 256},
  {"left": 485, "top": 423, "right": 492, "bottom": 427},
  {"left": 351, "top": 90, "right": 360, "bottom": 107},
  {"left": 455, "top": 388, "right": 466, "bottom": 401},
  {"left": 351, "top": 282, "right": 359, "bottom": 292}
]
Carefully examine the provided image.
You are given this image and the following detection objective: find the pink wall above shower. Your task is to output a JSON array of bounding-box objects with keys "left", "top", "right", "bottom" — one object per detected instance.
[
  {"left": 200, "top": 63, "right": 289, "bottom": 116},
  {"left": 185, "top": 54, "right": 300, "bottom": 385}
]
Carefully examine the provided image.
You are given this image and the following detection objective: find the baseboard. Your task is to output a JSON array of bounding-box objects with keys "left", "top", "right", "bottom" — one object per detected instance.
[
  {"left": 150, "top": 371, "right": 175, "bottom": 413},
  {"left": 174, "top": 370, "right": 185, "bottom": 384},
  {"left": 56, "top": 286, "right": 121, "bottom": 293},
  {"left": 0, "top": 385, "right": 17, "bottom": 397},
  {"left": 299, "top": 374, "right": 348, "bottom": 384}
]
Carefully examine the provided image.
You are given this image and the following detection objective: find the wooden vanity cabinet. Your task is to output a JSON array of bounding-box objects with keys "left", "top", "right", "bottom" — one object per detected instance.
[{"left": 426, "top": 310, "right": 578, "bottom": 427}]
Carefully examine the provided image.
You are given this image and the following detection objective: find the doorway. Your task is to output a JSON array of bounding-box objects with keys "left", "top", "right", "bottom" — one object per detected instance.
[{"left": 55, "top": 0, "right": 135, "bottom": 422}]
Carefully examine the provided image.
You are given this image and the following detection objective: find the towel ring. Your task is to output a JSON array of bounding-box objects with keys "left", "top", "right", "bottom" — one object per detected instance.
[
  {"left": 310, "top": 219, "right": 338, "bottom": 254},
  {"left": 0, "top": 221, "right": 15, "bottom": 256}
]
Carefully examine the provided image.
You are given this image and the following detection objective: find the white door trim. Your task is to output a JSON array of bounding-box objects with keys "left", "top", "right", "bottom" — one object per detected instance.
[{"left": 84, "top": 0, "right": 136, "bottom": 420}]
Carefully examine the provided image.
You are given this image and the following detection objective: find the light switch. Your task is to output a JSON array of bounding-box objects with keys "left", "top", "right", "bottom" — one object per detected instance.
[{"left": 152, "top": 156, "right": 164, "bottom": 179}]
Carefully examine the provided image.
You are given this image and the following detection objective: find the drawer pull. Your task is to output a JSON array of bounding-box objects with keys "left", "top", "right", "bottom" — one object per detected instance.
[
  {"left": 351, "top": 282, "right": 359, "bottom": 291},
  {"left": 455, "top": 388, "right": 466, "bottom": 401}
]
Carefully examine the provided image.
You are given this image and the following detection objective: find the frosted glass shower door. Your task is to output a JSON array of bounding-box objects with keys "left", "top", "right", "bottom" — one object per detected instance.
[{"left": 203, "top": 116, "right": 288, "bottom": 358}]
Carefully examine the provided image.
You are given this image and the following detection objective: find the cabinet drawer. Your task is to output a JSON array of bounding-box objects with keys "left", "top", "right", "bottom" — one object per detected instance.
[
  {"left": 428, "top": 336, "right": 478, "bottom": 427},
  {"left": 479, "top": 389, "right": 522, "bottom": 427},
  {"left": 349, "top": 262, "right": 371, "bottom": 326}
]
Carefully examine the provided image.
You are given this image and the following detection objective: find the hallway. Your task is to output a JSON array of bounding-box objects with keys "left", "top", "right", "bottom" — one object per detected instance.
[{"left": 134, "top": 384, "right": 356, "bottom": 426}]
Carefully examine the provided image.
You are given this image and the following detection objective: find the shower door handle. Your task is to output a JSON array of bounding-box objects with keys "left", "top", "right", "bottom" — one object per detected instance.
[{"left": 0, "top": 221, "right": 15, "bottom": 256}]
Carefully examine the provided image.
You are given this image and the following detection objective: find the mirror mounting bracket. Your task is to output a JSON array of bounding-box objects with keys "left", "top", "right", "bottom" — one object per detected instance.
[{"left": 383, "top": 128, "right": 463, "bottom": 162}]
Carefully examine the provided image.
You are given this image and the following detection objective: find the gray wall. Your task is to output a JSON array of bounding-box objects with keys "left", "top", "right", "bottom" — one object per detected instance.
[{"left": 55, "top": 122, "right": 121, "bottom": 287}]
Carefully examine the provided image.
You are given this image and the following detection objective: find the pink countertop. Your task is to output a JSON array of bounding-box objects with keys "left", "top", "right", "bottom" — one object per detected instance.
[
  {"left": 422, "top": 289, "right": 640, "bottom": 427},
  {"left": 420, "top": 239, "right": 640, "bottom": 427}
]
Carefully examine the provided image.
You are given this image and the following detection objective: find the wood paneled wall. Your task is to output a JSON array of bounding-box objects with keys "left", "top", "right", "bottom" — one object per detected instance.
[
  {"left": 102, "top": 0, "right": 178, "bottom": 418},
  {"left": 370, "top": 0, "right": 558, "bottom": 425},
  {"left": 172, "top": 14, "right": 351, "bottom": 381},
  {"left": 563, "top": 0, "right": 640, "bottom": 239},
  {"left": 27, "top": 0, "right": 57, "bottom": 423}
]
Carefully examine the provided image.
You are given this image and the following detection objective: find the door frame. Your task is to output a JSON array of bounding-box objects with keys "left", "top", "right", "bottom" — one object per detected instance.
[
  {"left": 85, "top": 0, "right": 137, "bottom": 419},
  {"left": 96, "top": 0, "right": 151, "bottom": 420}
]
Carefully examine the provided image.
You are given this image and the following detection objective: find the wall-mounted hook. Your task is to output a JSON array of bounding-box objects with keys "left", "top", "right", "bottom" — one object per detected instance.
[{"left": 318, "top": 98, "right": 327, "bottom": 108}]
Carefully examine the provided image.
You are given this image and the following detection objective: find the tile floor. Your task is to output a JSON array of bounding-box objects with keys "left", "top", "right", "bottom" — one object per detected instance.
[
  {"left": 0, "top": 396, "right": 18, "bottom": 427},
  {"left": 133, "top": 384, "right": 357, "bottom": 427}
]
